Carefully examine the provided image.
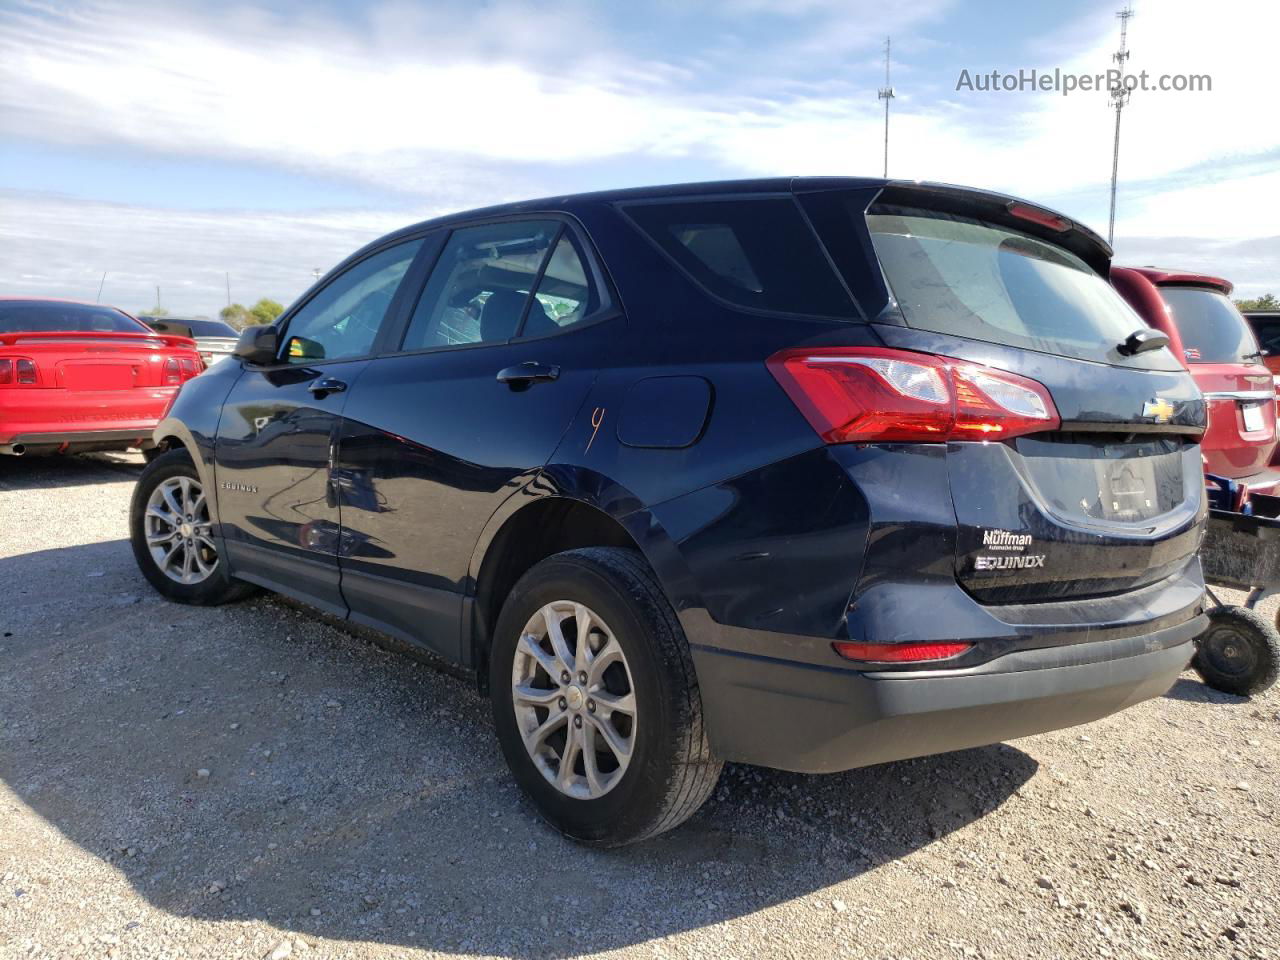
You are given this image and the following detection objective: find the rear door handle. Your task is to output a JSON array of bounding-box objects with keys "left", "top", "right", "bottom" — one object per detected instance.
[
  {"left": 308, "top": 377, "right": 347, "bottom": 398},
  {"left": 496, "top": 361, "right": 560, "bottom": 386}
]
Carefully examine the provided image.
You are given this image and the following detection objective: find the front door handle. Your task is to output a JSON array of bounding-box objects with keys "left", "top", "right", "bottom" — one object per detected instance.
[
  {"left": 308, "top": 377, "right": 347, "bottom": 398},
  {"left": 496, "top": 361, "right": 560, "bottom": 386}
]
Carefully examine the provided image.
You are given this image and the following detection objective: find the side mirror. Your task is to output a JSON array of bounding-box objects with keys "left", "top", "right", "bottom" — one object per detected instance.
[
  {"left": 285, "top": 336, "right": 326, "bottom": 362},
  {"left": 232, "top": 324, "right": 280, "bottom": 364}
]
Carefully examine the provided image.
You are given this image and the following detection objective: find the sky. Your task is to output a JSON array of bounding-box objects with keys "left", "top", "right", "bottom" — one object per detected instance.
[{"left": 1, "top": 0, "right": 1276, "bottom": 317}]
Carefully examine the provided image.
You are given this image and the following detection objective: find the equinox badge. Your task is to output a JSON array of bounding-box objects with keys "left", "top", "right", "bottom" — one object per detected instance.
[{"left": 1142, "top": 398, "right": 1175, "bottom": 423}]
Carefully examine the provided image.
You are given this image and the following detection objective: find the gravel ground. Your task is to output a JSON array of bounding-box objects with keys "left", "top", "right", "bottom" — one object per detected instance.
[{"left": 1, "top": 453, "right": 1277, "bottom": 960}]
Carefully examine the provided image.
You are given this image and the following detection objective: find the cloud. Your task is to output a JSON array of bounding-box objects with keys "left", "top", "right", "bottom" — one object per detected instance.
[
  {"left": 1, "top": 0, "right": 1277, "bottom": 305},
  {"left": 0, "top": 190, "right": 424, "bottom": 316}
]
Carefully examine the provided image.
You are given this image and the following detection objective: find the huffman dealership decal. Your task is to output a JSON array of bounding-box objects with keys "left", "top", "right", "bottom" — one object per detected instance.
[{"left": 974, "top": 528, "right": 1046, "bottom": 571}]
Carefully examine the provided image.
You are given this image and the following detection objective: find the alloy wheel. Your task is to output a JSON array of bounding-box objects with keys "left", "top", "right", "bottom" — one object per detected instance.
[
  {"left": 511, "top": 600, "right": 637, "bottom": 800},
  {"left": 143, "top": 475, "right": 217, "bottom": 585}
]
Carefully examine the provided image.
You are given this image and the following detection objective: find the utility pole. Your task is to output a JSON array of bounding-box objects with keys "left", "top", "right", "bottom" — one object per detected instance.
[
  {"left": 155, "top": 285, "right": 162, "bottom": 312},
  {"left": 877, "top": 36, "right": 895, "bottom": 178},
  {"left": 225, "top": 272, "right": 232, "bottom": 307},
  {"left": 1107, "top": 6, "right": 1134, "bottom": 246}
]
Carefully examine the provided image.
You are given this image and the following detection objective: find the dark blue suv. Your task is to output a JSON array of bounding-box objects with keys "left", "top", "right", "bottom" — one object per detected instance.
[{"left": 130, "top": 178, "right": 1208, "bottom": 845}]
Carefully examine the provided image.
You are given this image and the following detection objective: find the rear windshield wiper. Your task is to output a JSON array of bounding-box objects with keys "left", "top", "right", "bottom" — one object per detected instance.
[{"left": 1117, "top": 328, "right": 1170, "bottom": 356}]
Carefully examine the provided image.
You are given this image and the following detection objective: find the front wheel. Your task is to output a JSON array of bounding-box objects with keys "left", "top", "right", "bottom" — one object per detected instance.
[
  {"left": 489, "top": 547, "right": 722, "bottom": 846},
  {"left": 129, "top": 449, "right": 258, "bottom": 605},
  {"left": 1193, "top": 605, "right": 1280, "bottom": 697}
]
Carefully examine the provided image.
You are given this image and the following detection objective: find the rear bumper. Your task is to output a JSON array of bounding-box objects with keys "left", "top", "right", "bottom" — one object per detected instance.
[
  {"left": 691, "top": 615, "right": 1201, "bottom": 774},
  {"left": 0, "top": 387, "right": 174, "bottom": 446}
]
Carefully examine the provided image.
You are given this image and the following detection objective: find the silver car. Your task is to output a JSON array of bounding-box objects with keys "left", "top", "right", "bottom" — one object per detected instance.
[{"left": 142, "top": 318, "right": 239, "bottom": 370}]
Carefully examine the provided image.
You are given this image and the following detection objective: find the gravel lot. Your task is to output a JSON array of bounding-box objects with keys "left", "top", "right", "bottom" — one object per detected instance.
[{"left": 1, "top": 453, "right": 1277, "bottom": 960}]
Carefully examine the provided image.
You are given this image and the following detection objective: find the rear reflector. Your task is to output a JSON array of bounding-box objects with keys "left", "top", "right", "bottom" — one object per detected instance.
[
  {"left": 768, "top": 347, "right": 1060, "bottom": 444},
  {"left": 833, "top": 641, "right": 972, "bottom": 663}
]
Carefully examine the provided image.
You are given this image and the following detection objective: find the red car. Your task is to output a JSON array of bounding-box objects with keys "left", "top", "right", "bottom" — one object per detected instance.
[
  {"left": 1112, "top": 267, "right": 1279, "bottom": 491},
  {"left": 0, "top": 298, "right": 204, "bottom": 457}
]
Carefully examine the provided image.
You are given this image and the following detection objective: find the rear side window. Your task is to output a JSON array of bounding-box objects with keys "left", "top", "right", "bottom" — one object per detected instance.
[
  {"left": 1251, "top": 318, "right": 1280, "bottom": 356},
  {"left": 0, "top": 302, "right": 148, "bottom": 334},
  {"left": 624, "top": 197, "right": 857, "bottom": 318},
  {"left": 868, "top": 208, "right": 1179, "bottom": 370},
  {"left": 1160, "top": 287, "right": 1259, "bottom": 364}
]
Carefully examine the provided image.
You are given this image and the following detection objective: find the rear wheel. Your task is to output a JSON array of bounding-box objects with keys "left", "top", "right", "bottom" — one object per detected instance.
[
  {"left": 489, "top": 547, "right": 722, "bottom": 846},
  {"left": 1193, "top": 606, "right": 1280, "bottom": 697},
  {"left": 129, "top": 449, "right": 257, "bottom": 605}
]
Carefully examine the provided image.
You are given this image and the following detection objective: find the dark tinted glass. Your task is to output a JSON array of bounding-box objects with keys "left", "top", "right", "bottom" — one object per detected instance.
[
  {"left": 146, "top": 319, "right": 237, "bottom": 338},
  {"left": 868, "top": 207, "right": 1179, "bottom": 371},
  {"left": 624, "top": 197, "right": 856, "bottom": 317},
  {"left": 1250, "top": 318, "right": 1280, "bottom": 355},
  {"left": 401, "top": 220, "right": 559, "bottom": 350},
  {"left": 183, "top": 319, "right": 237, "bottom": 338},
  {"left": 1161, "top": 287, "right": 1260, "bottom": 364},
  {"left": 0, "top": 302, "right": 149, "bottom": 334}
]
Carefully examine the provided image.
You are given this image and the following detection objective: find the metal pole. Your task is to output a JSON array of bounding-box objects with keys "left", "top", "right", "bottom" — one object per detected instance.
[
  {"left": 1106, "top": 7, "right": 1134, "bottom": 246},
  {"left": 877, "top": 37, "right": 895, "bottom": 178},
  {"left": 225, "top": 272, "right": 231, "bottom": 307},
  {"left": 1107, "top": 104, "right": 1123, "bottom": 245},
  {"left": 95, "top": 272, "right": 107, "bottom": 303}
]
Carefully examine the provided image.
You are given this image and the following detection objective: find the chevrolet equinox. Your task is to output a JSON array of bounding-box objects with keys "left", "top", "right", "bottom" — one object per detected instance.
[{"left": 130, "top": 178, "right": 1209, "bottom": 846}]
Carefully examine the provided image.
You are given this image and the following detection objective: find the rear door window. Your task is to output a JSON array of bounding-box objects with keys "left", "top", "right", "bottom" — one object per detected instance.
[
  {"left": 1160, "top": 287, "right": 1260, "bottom": 364},
  {"left": 867, "top": 207, "right": 1179, "bottom": 370},
  {"left": 400, "top": 220, "right": 560, "bottom": 350},
  {"left": 521, "top": 231, "right": 602, "bottom": 338},
  {"left": 623, "top": 197, "right": 857, "bottom": 318}
]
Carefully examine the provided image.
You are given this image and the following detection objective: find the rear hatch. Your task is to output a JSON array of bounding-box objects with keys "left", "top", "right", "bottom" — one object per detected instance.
[
  {"left": 809, "top": 184, "right": 1207, "bottom": 603},
  {"left": 1157, "top": 286, "right": 1277, "bottom": 481}
]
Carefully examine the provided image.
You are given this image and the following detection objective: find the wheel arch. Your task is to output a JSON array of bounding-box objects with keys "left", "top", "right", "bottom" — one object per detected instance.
[
  {"left": 148, "top": 417, "right": 221, "bottom": 522},
  {"left": 466, "top": 468, "right": 703, "bottom": 690}
]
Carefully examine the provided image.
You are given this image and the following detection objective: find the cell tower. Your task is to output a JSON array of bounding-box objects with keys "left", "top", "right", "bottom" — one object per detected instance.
[
  {"left": 878, "top": 36, "right": 895, "bottom": 178},
  {"left": 1106, "top": 6, "right": 1135, "bottom": 246}
]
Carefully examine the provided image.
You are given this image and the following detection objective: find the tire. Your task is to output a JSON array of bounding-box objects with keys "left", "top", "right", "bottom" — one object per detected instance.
[
  {"left": 1193, "top": 605, "right": 1280, "bottom": 697},
  {"left": 129, "top": 448, "right": 258, "bottom": 606},
  {"left": 489, "top": 547, "right": 722, "bottom": 846}
]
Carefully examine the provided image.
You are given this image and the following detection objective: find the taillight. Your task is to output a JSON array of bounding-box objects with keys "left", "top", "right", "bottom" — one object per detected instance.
[
  {"left": 833, "top": 641, "right": 972, "bottom": 663},
  {"left": 767, "top": 347, "right": 1060, "bottom": 444},
  {"left": 163, "top": 357, "right": 202, "bottom": 385},
  {"left": 0, "top": 357, "right": 38, "bottom": 386}
]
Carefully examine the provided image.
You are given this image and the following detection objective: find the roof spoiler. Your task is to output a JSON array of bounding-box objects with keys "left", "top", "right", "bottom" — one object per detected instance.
[{"left": 799, "top": 180, "right": 1114, "bottom": 276}]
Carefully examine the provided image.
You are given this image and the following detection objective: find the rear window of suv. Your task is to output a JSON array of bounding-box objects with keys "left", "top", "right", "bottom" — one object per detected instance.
[
  {"left": 624, "top": 197, "right": 857, "bottom": 318},
  {"left": 867, "top": 207, "right": 1180, "bottom": 370},
  {"left": 1159, "top": 286, "right": 1260, "bottom": 364}
]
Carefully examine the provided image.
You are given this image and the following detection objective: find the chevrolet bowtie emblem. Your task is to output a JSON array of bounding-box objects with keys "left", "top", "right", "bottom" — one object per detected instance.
[{"left": 1142, "top": 398, "right": 1175, "bottom": 423}]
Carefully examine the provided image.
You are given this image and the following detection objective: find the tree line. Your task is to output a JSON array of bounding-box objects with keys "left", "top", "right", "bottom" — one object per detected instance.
[
  {"left": 1235, "top": 294, "right": 1278, "bottom": 312},
  {"left": 137, "top": 298, "right": 285, "bottom": 330}
]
